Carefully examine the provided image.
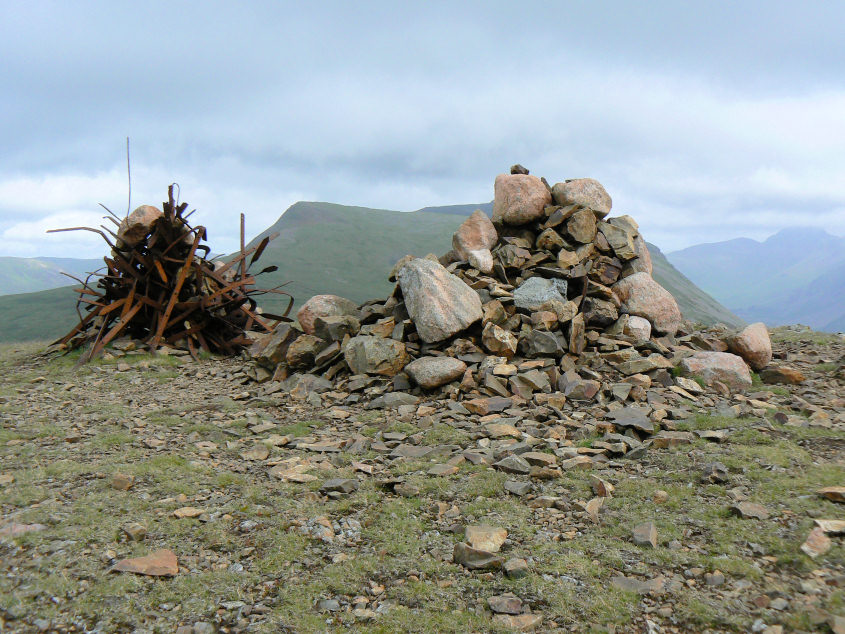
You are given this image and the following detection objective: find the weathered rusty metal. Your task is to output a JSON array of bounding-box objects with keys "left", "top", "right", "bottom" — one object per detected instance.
[{"left": 48, "top": 185, "right": 291, "bottom": 362}]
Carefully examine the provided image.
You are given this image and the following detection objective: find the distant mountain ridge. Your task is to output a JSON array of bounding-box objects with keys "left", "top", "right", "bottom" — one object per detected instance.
[
  {"left": 0, "top": 256, "right": 102, "bottom": 296},
  {"left": 0, "top": 201, "right": 743, "bottom": 342},
  {"left": 247, "top": 201, "right": 742, "bottom": 328},
  {"left": 667, "top": 227, "right": 845, "bottom": 331}
]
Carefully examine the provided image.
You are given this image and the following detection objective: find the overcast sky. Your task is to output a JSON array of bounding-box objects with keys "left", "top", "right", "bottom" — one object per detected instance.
[{"left": 1, "top": 0, "right": 844, "bottom": 259}]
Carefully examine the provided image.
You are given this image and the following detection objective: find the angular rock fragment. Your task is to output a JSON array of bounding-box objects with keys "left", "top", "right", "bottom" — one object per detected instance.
[
  {"left": 465, "top": 525, "right": 507, "bottom": 552},
  {"left": 452, "top": 209, "right": 498, "bottom": 260},
  {"left": 632, "top": 521, "right": 658, "bottom": 547},
  {"left": 513, "top": 277, "right": 568, "bottom": 312},
  {"left": 112, "top": 549, "right": 178, "bottom": 576},
  {"left": 482, "top": 322, "right": 518, "bottom": 358},
  {"left": 453, "top": 543, "right": 503, "bottom": 570},
  {"left": 760, "top": 366, "right": 805, "bottom": 385},
  {"left": 598, "top": 221, "right": 637, "bottom": 260},
  {"left": 344, "top": 336, "right": 408, "bottom": 376},
  {"left": 487, "top": 594, "right": 522, "bottom": 615},
  {"left": 729, "top": 502, "right": 769, "bottom": 520},
  {"left": 117, "top": 205, "right": 163, "bottom": 248},
  {"left": 801, "top": 527, "right": 832, "bottom": 559}
]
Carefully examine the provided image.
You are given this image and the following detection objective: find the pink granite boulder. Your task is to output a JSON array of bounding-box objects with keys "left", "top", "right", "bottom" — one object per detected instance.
[
  {"left": 612, "top": 272, "right": 682, "bottom": 336},
  {"left": 452, "top": 209, "right": 498, "bottom": 260},
  {"left": 727, "top": 322, "right": 772, "bottom": 371},
  {"left": 678, "top": 351, "right": 752, "bottom": 391},
  {"left": 296, "top": 295, "right": 359, "bottom": 335},
  {"left": 492, "top": 174, "right": 552, "bottom": 226}
]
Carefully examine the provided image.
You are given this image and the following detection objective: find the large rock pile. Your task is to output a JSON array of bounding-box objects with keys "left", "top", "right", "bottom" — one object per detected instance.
[{"left": 250, "top": 168, "right": 776, "bottom": 415}]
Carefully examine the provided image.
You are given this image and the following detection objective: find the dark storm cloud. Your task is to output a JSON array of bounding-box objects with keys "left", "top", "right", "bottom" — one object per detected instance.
[{"left": 1, "top": 1, "right": 843, "bottom": 257}]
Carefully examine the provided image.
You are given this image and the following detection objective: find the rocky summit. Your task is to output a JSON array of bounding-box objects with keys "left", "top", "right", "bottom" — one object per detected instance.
[
  {"left": 2, "top": 168, "right": 844, "bottom": 633},
  {"left": 249, "top": 167, "right": 742, "bottom": 412}
]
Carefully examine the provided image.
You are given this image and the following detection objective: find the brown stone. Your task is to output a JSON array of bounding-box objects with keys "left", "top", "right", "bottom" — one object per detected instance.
[
  {"left": 536, "top": 228, "right": 565, "bottom": 251},
  {"left": 729, "top": 502, "right": 769, "bottom": 520},
  {"left": 344, "top": 336, "right": 408, "bottom": 377},
  {"left": 598, "top": 221, "right": 637, "bottom": 260},
  {"left": 565, "top": 208, "right": 598, "bottom": 244},
  {"left": 404, "top": 356, "right": 467, "bottom": 389},
  {"left": 482, "top": 322, "right": 518, "bottom": 359},
  {"left": 285, "top": 334, "right": 327, "bottom": 369},
  {"left": 818, "top": 487, "right": 845, "bottom": 503},
  {"left": 112, "top": 549, "right": 178, "bottom": 576},
  {"left": 250, "top": 323, "right": 297, "bottom": 368},
  {"left": 801, "top": 527, "right": 832, "bottom": 558},
  {"left": 492, "top": 174, "right": 552, "bottom": 225},
  {"left": 493, "top": 614, "right": 543, "bottom": 631},
  {"left": 487, "top": 594, "right": 522, "bottom": 615},
  {"left": 465, "top": 525, "right": 508, "bottom": 552},
  {"left": 453, "top": 542, "right": 503, "bottom": 570},
  {"left": 760, "top": 366, "right": 805, "bottom": 385},
  {"left": 557, "top": 248, "right": 579, "bottom": 268},
  {"left": 568, "top": 313, "right": 585, "bottom": 355},
  {"left": 463, "top": 397, "right": 512, "bottom": 416},
  {"left": 111, "top": 472, "right": 135, "bottom": 491}
]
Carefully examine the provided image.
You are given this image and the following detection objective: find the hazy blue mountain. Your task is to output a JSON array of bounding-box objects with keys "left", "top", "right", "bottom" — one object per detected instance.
[
  {"left": 667, "top": 228, "right": 845, "bottom": 330},
  {"left": 646, "top": 243, "right": 744, "bottom": 328},
  {"left": 0, "top": 256, "right": 103, "bottom": 296}
]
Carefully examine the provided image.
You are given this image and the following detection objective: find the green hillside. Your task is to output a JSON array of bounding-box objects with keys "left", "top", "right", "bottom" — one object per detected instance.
[
  {"left": 249, "top": 203, "right": 744, "bottom": 328},
  {"left": 246, "top": 202, "right": 468, "bottom": 315},
  {"left": 0, "top": 201, "right": 744, "bottom": 342},
  {"left": 0, "top": 286, "right": 81, "bottom": 343}
]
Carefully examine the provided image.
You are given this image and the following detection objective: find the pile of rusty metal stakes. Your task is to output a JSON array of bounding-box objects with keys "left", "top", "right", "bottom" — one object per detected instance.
[
  {"left": 247, "top": 167, "right": 730, "bottom": 415},
  {"left": 50, "top": 185, "right": 292, "bottom": 363}
]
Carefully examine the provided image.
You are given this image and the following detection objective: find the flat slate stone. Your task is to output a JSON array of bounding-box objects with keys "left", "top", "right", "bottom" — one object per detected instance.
[
  {"left": 493, "top": 454, "right": 532, "bottom": 475},
  {"left": 608, "top": 407, "right": 654, "bottom": 433}
]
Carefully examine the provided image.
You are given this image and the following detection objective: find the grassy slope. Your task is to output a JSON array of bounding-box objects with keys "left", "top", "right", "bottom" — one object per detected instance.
[
  {"left": 0, "top": 286, "right": 82, "bottom": 343},
  {"left": 246, "top": 202, "right": 471, "bottom": 316},
  {"left": 0, "top": 202, "right": 743, "bottom": 341}
]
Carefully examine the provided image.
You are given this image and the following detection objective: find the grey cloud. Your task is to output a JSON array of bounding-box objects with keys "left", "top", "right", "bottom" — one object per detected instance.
[{"left": 1, "top": 1, "right": 844, "bottom": 258}]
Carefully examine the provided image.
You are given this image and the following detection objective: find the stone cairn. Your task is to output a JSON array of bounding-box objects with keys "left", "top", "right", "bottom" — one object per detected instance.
[{"left": 249, "top": 167, "right": 771, "bottom": 426}]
